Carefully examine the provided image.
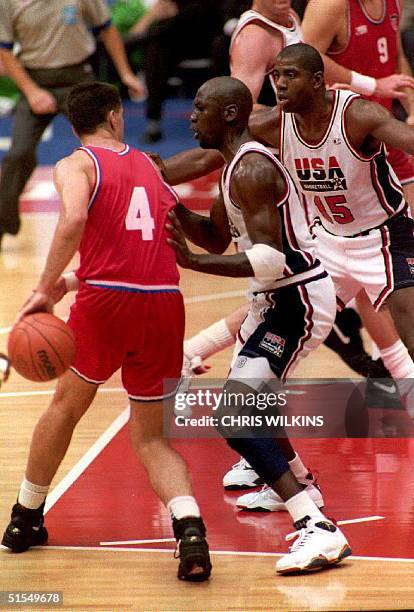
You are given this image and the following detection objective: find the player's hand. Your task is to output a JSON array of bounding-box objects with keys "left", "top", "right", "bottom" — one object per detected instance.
[
  {"left": 375, "top": 74, "right": 414, "bottom": 99},
  {"left": 331, "top": 74, "right": 414, "bottom": 99},
  {"left": 27, "top": 87, "right": 58, "bottom": 114},
  {"left": 0, "top": 353, "right": 11, "bottom": 386},
  {"left": 406, "top": 114, "right": 414, "bottom": 127},
  {"left": 49, "top": 277, "right": 69, "bottom": 305},
  {"left": 145, "top": 152, "right": 168, "bottom": 180},
  {"left": 18, "top": 291, "right": 54, "bottom": 321},
  {"left": 166, "top": 210, "right": 196, "bottom": 269},
  {"left": 121, "top": 72, "right": 147, "bottom": 101}
]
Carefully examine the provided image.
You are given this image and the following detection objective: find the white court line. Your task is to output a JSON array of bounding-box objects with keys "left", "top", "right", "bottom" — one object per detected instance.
[
  {"left": 101, "top": 538, "right": 176, "bottom": 546},
  {"left": 99, "top": 515, "right": 384, "bottom": 547},
  {"left": 337, "top": 515, "right": 384, "bottom": 526},
  {"left": 44, "top": 407, "right": 129, "bottom": 513},
  {"left": 0, "top": 387, "right": 124, "bottom": 399},
  {"left": 9, "top": 544, "right": 414, "bottom": 564}
]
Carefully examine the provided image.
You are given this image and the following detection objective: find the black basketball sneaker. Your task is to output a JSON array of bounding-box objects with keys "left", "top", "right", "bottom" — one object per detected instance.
[
  {"left": 172, "top": 516, "right": 212, "bottom": 581},
  {"left": 2, "top": 502, "right": 48, "bottom": 552}
]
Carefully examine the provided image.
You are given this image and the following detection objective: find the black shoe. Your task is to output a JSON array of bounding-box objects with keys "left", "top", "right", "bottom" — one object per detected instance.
[
  {"left": 364, "top": 359, "right": 402, "bottom": 409},
  {"left": 324, "top": 308, "right": 373, "bottom": 376},
  {"left": 172, "top": 516, "right": 212, "bottom": 581},
  {"left": 2, "top": 502, "right": 48, "bottom": 552}
]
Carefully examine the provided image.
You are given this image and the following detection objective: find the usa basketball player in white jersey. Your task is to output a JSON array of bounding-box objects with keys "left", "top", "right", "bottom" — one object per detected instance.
[
  {"left": 166, "top": 75, "right": 351, "bottom": 574},
  {"left": 250, "top": 43, "right": 414, "bottom": 402}
]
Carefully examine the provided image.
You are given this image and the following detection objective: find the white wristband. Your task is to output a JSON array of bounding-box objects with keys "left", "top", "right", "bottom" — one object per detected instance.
[
  {"left": 63, "top": 271, "right": 80, "bottom": 293},
  {"left": 350, "top": 71, "right": 377, "bottom": 96},
  {"left": 245, "top": 243, "right": 286, "bottom": 282}
]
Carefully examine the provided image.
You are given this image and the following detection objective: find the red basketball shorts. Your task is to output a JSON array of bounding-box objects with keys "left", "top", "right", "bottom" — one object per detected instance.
[{"left": 67, "top": 284, "right": 184, "bottom": 401}]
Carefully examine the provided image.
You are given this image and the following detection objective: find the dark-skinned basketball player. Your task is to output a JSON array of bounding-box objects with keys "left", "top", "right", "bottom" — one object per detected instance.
[{"left": 166, "top": 75, "right": 352, "bottom": 574}]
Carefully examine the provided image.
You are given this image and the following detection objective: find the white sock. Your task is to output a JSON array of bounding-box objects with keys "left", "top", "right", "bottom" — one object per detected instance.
[
  {"left": 18, "top": 478, "right": 49, "bottom": 510},
  {"left": 288, "top": 453, "right": 308, "bottom": 480},
  {"left": 167, "top": 496, "right": 200, "bottom": 520},
  {"left": 380, "top": 341, "right": 414, "bottom": 417},
  {"left": 184, "top": 318, "right": 235, "bottom": 360},
  {"left": 380, "top": 341, "right": 414, "bottom": 378},
  {"left": 371, "top": 341, "right": 381, "bottom": 361},
  {"left": 285, "top": 490, "right": 325, "bottom": 524}
]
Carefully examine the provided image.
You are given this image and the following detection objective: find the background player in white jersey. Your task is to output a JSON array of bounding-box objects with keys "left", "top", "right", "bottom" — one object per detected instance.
[
  {"left": 166, "top": 75, "right": 351, "bottom": 574},
  {"left": 230, "top": 0, "right": 303, "bottom": 106},
  {"left": 250, "top": 43, "right": 414, "bottom": 402},
  {"left": 302, "top": 0, "right": 414, "bottom": 389}
]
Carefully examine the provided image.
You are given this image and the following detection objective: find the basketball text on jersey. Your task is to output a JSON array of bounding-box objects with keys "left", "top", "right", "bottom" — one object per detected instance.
[{"left": 294, "top": 157, "right": 347, "bottom": 192}]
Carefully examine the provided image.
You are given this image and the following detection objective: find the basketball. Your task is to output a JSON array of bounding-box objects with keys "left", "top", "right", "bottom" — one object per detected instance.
[{"left": 7, "top": 312, "right": 75, "bottom": 382}]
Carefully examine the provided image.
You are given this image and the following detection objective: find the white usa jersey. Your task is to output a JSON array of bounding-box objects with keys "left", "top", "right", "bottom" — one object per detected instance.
[
  {"left": 221, "top": 141, "right": 322, "bottom": 293},
  {"left": 230, "top": 10, "right": 303, "bottom": 97},
  {"left": 280, "top": 89, "right": 406, "bottom": 237}
]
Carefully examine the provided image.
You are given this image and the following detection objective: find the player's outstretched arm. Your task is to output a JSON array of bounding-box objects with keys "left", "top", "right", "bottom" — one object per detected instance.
[
  {"left": 173, "top": 191, "right": 232, "bottom": 254},
  {"left": 167, "top": 210, "right": 254, "bottom": 277},
  {"left": 347, "top": 98, "right": 414, "bottom": 155},
  {"left": 302, "top": 0, "right": 414, "bottom": 99},
  {"left": 163, "top": 148, "right": 224, "bottom": 185},
  {"left": 20, "top": 153, "right": 90, "bottom": 319},
  {"left": 248, "top": 105, "right": 279, "bottom": 148},
  {"left": 230, "top": 24, "right": 275, "bottom": 103},
  {"left": 167, "top": 153, "right": 286, "bottom": 282}
]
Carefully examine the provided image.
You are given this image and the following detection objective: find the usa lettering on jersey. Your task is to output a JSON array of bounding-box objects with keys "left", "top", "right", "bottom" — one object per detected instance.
[{"left": 294, "top": 157, "right": 348, "bottom": 192}]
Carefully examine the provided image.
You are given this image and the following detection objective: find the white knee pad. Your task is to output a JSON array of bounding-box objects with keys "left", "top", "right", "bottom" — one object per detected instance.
[{"left": 229, "top": 355, "right": 276, "bottom": 389}]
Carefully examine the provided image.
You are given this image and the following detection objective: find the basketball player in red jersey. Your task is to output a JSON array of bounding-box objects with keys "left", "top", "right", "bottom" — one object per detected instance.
[{"left": 1, "top": 82, "right": 211, "bottom": 582}]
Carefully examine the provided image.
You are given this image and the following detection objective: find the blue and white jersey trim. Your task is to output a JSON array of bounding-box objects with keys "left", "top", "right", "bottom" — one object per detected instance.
[{"left": 85, "top": 279, "right": 180, "bottom": 293}]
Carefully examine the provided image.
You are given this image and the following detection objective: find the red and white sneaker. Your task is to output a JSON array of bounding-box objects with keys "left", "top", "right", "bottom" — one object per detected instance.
[
  {"left": 276, "top": 518, "right": 351, "bottom": 574},
  {"left": 236, "top": 473, "right": 324, "bottom": 511}
]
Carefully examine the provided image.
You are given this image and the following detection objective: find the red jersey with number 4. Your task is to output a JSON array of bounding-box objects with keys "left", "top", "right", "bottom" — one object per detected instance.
[
  {"left": 327, "top": 0, "right": 400, "bottom": 110},
  {"left": 75, "top": 145, "right": 179, "bottom": 288}
]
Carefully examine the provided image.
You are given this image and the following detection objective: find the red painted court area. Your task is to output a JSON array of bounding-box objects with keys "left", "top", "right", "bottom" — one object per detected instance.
[{"left": 45, "top": 425, "right": 414, "bottom": 560}]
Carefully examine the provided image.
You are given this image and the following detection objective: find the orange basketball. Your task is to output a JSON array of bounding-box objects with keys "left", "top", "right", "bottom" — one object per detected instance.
[{"left": 7, "top": 312, "right": 75, "bottom": 382}]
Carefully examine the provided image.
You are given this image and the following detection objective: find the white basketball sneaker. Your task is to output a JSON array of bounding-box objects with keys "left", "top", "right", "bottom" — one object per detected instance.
[
  {"left": 222, "top": 457, "right": 265, "bottom": 490},
  {"left": 275, "top": 518, "right": 351, "bottom": 574},
  {"left": 236, "top": 475, "right": 324, "bottom": 511}
]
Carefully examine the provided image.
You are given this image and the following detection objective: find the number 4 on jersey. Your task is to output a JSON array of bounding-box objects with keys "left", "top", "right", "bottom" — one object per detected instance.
[{"left": 125, "top": 186, "right": 155, "bottom": 240}]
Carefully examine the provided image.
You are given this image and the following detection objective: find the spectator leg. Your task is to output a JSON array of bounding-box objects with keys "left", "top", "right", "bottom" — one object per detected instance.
[{"left": 0, "top": 96, "right": 55, "bottom": 237}]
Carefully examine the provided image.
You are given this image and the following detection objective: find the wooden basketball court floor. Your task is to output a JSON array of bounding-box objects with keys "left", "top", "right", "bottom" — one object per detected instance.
[{"left": 0, "top": 171, "right": 414, "bottom": 611}]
